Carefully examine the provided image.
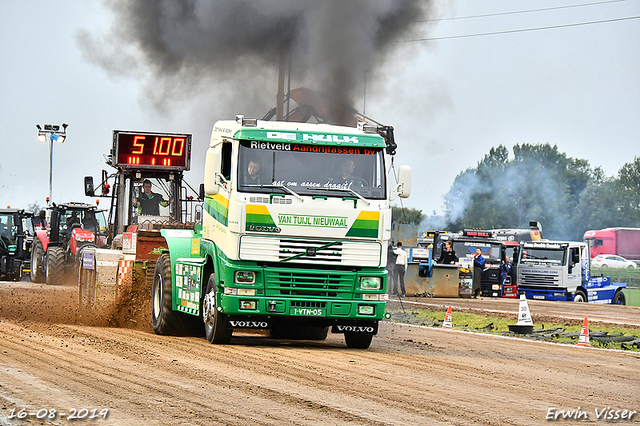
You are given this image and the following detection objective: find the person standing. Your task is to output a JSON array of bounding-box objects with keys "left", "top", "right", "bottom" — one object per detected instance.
[
  {"left": 501, "top": 255, "right": 512, "bottom": 285},
  {"left": 393, "top": 242, "right": 408, "bottom": 297},
  {"left": 472, "top": 248, "right": 486, "bottom": 298},
  {"left": 473, "top": 248, "right": 486, "bottom": 269},
  {"left": 386, "top": 241, "right": 398, "bottom": 295}
]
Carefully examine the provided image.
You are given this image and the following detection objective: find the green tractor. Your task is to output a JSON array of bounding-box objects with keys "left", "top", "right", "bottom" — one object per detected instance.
[{"left": 0, "top": 208, "right": 36, "bottom": 281}]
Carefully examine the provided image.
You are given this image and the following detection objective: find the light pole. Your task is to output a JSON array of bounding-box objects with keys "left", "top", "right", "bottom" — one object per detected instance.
[{"left": 37, "top": 123, "right": 68, "bottom": 204}]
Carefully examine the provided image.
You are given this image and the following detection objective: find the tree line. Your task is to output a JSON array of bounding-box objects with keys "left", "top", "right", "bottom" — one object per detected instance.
[{"left": 394, "top": 143, "right": 640, "bottom": 241}]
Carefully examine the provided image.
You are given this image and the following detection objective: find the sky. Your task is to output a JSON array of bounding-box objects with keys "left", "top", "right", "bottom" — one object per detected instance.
[{"left": 1, "top": 0, "right": 639, "bottom": 217}]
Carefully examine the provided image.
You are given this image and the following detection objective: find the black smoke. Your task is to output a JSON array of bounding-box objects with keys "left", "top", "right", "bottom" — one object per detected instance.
[{"left": 76, "top": 0, "right": 434, "bottom": 119}]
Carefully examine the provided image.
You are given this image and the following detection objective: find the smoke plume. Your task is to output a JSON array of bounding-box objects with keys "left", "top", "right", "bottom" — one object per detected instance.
[{"left": 76, "top": 0, "right": 433, "bottom": 119}]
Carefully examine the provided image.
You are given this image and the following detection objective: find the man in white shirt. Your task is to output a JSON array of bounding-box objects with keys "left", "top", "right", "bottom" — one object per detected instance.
[{"left": 392, "top": 242, "right": 408, "bottom": 297}]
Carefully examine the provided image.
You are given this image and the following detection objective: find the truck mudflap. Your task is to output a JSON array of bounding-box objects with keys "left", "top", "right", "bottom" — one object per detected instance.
[{"left": 332, "top": 321, "right": 378, "bottom": 335}]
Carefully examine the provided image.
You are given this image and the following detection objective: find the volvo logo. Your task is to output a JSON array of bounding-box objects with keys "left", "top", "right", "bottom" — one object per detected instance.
[
  {"left": 306, "top": 247, "right": 317, "bottom": 256},
  {"left": 228, "top": 320, "right": 269, "bottom": 328},
  {"left": 335, "top": 325, "right": 375, "bottom": 333}
]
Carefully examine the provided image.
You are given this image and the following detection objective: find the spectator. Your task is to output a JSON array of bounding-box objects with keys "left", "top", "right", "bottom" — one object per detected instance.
[{"left": 392, "top": 242, "right": 408, "bottom": 297}]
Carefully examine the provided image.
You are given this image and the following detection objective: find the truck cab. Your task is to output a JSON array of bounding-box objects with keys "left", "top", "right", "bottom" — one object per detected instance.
[
  {"left": 155, "top": 116, "right": 411, "bottom": 349},
  {"left": 516, "top": 241, "right": 590, "bottom": 301}
]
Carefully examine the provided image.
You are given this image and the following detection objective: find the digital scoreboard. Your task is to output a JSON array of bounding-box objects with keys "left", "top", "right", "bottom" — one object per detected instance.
[{"left": 112, "top": 131, "right": 192, "bottom": 171}]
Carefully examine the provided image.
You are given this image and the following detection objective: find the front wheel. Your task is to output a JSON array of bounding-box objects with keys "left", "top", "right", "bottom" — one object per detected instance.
[
  {"left": 151, "top": 254, "right": 181, "bottom": 335},
  {"left": 202, "top": 274, "right": 232, "bottom": 344},
  {"left": 613, "top": 290, "right": 626, "bottom": 305},
  {"left": 573, "top": 289, "right": 587, "bottom": 303},
  {"left": 344, "top": 332, "right": 373, "bottom": 349},
  {"left": 30, "top": 238, "right": 45, "bottom": 283}
]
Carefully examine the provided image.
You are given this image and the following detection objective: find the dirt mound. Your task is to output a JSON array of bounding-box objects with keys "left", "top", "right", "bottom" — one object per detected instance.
[
  {"left": 0, "top": 272, "right": 153, "bottom": 332},
  {"left": 108, "top": 269, "right": 153, "bottom": 332}
]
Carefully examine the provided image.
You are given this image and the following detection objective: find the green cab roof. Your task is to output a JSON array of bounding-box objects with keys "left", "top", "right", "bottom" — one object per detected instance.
[{"left": 234, "top": 128, "right": 385, "bottom": 148}]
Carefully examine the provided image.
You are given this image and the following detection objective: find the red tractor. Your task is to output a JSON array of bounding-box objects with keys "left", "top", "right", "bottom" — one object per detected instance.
[{"left": 31, "top": 202, "right": 108, "bottom": 285}]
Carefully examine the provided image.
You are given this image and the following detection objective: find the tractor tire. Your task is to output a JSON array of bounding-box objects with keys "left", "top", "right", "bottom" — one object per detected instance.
[
  {"left": 344, "top": 332, "right": 373, "bottom": 349},
  {"left": 202, "top": 274, "right": 232, "bottom": 344},
  {"left": 151, "top": 254, "right": 182, "bottom": 335},
  {"left": 613, "top": 290, "right": 626, "bottom": 305},
  {"left": 45, "top": 246, "right": 65, "bottom": 285},
  {"left": 573, "top": 289, "right": 587, "bottom": 303},
  {"left": 30, "top": 239, "right": 45, "bottom": 283}
]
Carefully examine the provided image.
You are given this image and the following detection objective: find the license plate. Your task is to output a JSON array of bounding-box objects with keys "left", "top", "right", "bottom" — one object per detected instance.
[{"left": 290, "top": 307, "right": 326, "bottom": 317}]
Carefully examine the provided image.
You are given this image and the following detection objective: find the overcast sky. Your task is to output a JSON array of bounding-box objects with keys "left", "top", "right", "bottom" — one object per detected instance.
[{"left": 1, "top": 0, "right": 639, "bottom": 217}]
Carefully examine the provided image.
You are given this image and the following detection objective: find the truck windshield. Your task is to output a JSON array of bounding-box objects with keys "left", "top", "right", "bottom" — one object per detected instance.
[
  {"left": 237, "top": 140, "right": 386, "bottom": 199},
  {"left": 520, "top": 248, "right": 565, "bottom": 266},
  {"left": 453, "top": 241, "right": 503, "bottom": 264}
]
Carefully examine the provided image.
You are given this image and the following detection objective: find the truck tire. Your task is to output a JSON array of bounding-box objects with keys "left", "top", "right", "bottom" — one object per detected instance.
[
  {"left": 45, "top": 246, "right": 65, "bottom": 285},
  {"left": 30, "top": 239, "right": 45, "bottom": 283},
  {"left": 344, "top": 332, "right": 373, "bottom": 349},
  {"left": 202, "top": 274, "right": 232, "bottom": 344},
  {"left": 613, "top": 290, "right": 626, "bottom": 305},
  {"left": 151, "top": 254, "right": 182, "bottom": 335},
  {"left": 573, "top": 289, "right": 587, "bottom": 303}
]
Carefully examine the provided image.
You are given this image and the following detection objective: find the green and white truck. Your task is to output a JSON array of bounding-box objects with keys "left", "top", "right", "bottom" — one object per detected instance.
[{"left": 152, "top": 115, "right": 411, "bottom": 348}]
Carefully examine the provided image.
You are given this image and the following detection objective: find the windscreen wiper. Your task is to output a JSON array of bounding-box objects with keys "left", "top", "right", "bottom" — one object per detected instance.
[{"left": 307, "top": 186, "right": 370, "bottom": 206}]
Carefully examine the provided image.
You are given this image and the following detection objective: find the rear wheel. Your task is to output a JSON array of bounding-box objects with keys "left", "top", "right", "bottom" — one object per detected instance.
[
  {"left": 203, "top": 274, "right": 232, "bottom": 344},
  {"left": 573, "top": 289, "right": 587, "bottom": 303},
  {"left": 30, "top": 239, "right": 45, "bottom": 283},
  {"left": 344, "top": 333, "right": 373, "bottom": 349},
  {"left": 151, "top": 254, "right": 181, "bottom": 335},
  {"left": 613, "top": 290, "right": 626, "bottom": 305},
  {"left": 45, "top": 246, "right": 65, "bottom": 285}
]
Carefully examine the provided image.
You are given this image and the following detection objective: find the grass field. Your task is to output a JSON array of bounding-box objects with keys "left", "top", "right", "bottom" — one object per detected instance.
[{"left": 387, "top": 308, "right": 640, "bottom": 351}]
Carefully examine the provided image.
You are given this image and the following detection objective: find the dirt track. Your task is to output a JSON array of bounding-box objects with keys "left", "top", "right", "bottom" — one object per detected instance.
[{"left": 1, "top": 282, "right": 639, "bottom": 425}]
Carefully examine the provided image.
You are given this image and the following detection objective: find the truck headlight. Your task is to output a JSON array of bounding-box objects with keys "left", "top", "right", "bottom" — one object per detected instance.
[
  {"left": 360, "top": 277, "right": 381, "bottom": 290},
  {"left": 358, "top": 305, "right": 375, "bottom": 315},
  {"left": 235, "top": 271, "right": 256, "bottom": 284}
]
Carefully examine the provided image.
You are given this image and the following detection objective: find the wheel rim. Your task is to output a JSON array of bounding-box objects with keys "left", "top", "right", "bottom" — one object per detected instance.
[{"left": 203, "top": 290, "right": 215, "bottom": 329}]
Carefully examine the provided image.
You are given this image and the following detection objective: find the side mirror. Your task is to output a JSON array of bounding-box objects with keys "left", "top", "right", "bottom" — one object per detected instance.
[
  {"left": 397, "top": 165, "right": 412, "bottom": 198},
  {"left": 84, "top": 176, "right": 95, "bottom": 196},
  {"left": 204, "top": 147, "right": 221, "bottom": 196},
  {"left": 199, "top": 183, "right": 205, "bottom": 201}
]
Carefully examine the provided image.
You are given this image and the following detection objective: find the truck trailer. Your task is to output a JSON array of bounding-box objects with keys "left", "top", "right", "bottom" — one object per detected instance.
[
  {"left": 152, "top": 116, "right": 411, "bottom": 349},
  {"left": 583, "top": 227, "right": 640, "bottom": 261}
]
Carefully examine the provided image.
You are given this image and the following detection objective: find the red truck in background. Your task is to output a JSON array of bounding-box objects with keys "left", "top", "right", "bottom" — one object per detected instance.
[{"left": 583, "top": 228, "right": 640, "bottom": 261}]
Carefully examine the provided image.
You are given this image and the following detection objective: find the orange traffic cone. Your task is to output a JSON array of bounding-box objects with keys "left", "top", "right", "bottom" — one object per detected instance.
[
  {"left": 577, "top": 317, "right": 592, "bottom": 347},
  {"left": 442, "top": 306, "right": 453, "bottom": 330}
]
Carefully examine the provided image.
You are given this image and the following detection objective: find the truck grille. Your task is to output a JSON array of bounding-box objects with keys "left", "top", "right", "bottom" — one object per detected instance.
[
  {"left": 519, "top": 271, "right": 560, "bottom": 286},
  {"left": 240, "top": 236, "right": 381, "bottom": 267},
  {"left": 264, "top": 270, "right": 355, "bottom": 298}
]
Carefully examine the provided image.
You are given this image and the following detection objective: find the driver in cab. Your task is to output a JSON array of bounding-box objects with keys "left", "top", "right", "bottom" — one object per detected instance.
[{"left": 332, "top": 158, "right": 365, "bottom": 187}]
